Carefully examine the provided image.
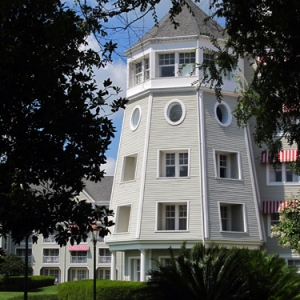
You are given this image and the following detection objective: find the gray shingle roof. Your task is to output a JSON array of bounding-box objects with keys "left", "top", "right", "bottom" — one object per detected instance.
[
  {"left": 127, "top": 0, "right": 225, "bottom": 54},
  {"left": 83, "top": 176, "right": 113, "bottom": 204}
]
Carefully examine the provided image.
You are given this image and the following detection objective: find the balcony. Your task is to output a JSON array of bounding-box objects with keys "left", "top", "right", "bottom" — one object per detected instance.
[
  {"left": 44, "top": 235, "right": 56, "bottom": 243},
  {"left": 98, "top": 256, "right": 111, "bottom": 264},
  {"left": 70, "top": 256, "right": 87, "bottom": 264},
  {"left": 43, "top": 256, "right": 59, "bottom": 264}
]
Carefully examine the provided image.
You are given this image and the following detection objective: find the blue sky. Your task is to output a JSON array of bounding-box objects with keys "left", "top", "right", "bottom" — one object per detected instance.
[{"left": 88, "top": 0, "right": 215, "bottom": 175}]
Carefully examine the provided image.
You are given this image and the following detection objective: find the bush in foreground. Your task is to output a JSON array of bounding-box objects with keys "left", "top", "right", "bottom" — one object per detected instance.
[
  {"left": 148, "top": 243, "right": 300, "bottom": 300},
  {"left": 58, "top": 279, "right": 161, "bottom": 300},
  {"left": 0, "top": 275, "right": 55, "bottom": 291},
  {"left": 9, "top": 295, "right": 57, "bottom": 300}
]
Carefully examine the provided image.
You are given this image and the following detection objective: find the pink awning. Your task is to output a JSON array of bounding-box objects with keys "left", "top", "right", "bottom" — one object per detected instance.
[
  {"left": 262, "top": 200, "right": 297, "bottom": 213},
  {"left": 260, "top": 150, "right": 298, "bottom": 163},
  {"left": 68, "top": 245, "right": 89, "bottom": 251}
]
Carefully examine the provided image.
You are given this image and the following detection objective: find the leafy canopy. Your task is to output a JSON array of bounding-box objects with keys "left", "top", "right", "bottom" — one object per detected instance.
[
  {"left": 0, "top": 0, "right": 203, "bottom": 245},
  {"left": 208, "top": 0, "right": 300, "bottom": 163}
]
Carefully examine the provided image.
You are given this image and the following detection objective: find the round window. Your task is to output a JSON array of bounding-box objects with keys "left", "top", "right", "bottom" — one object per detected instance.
[
  {"left": 214, "top": 101, "right": 232, "bottom": 127},
  {"left": 130, "top": 106, "right": 141, "bottom": 131},
  {"left": 165, "top": 99, "right": 186, "bottom": 125}
]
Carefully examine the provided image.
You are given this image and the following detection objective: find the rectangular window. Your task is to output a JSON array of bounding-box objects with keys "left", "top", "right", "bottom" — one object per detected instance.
[
  {"left": 122, "top": 154, "right": 137, "bottom": 182},
  {"left": 44, "top": 269, "right": 60, "bottom": 284},
  {"left": 159, "top": 53, "right": 175, "bottom": 77},
  {"left": 270, "top": 213, "right": 280, "bottom": 226},
  {"left": 179, "top": 52, "right": 196, "bottom": 76},
  {"left": 99, "top": 249, "right": 111, "bottom": 264},
  {"left": 268, "top": 163, "right": 299, "bottom": 184},
  {"left": 70, "top": 251, "right": 87, "bottom": 264},
  {"left": 131, "top": 259, "right": 140, "bottom": 282},
  {"left": 215, "top": 151, "right": 240, "bottom": 180},
  {"left": 288, "top": 260, "right": 300, "bottom": 270},
  {"left": 135, "top": 62, "right": 142, "bottom": 84},
  {"left": 144, "top": 59, "right": 150, "bottom": 80},
  {"left": 71, "top": 269, "right": 88, "bottom": 281},
  {"left": 157, "top": 202, "right": 188, "bottom": 231},
  {"left": 115, "top": 205, "right": 131, "bottom": 233},
  {"left": 159, "top": 150, "right": 189, "bottom": 178},
  {"left": 219, "top": 203, "right": 246, "bottom": 232},
  {"left": 43, "top": 249, "right": 59, "bottom": 264},
  {"left": 99, "top": 269, "right": 111, "bottom": 279},
  {"left": 16, "top": 248, "right": 32, "bottom": 263}
]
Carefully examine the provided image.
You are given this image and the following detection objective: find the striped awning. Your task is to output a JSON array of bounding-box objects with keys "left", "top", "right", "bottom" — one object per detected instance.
[
  {"left": 260, "top": 150, "right": 298, "bottom": 163},
  {"left": 68, "top": 245, "right": 89, "bottom": 251},
  {"left": 262, "top": 200, "right": 297, "bottom": 213}
]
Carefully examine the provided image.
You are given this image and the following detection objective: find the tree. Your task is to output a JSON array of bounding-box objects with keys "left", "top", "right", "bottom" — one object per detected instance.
[
  {"left": 148, "top": 243, "right": 300, "bottom": 300},
  {"left": 271, "top": 197, "right": 300, "bottom": 253},
  {"left": 0, "top": 254, "right": 32, "bottom": 277},
  {"left": 0, "top": 0, "right": 125, "bottom": 245},
  {"left": 0, "top": 0, "right": 211, "bottom": 245},
  {"left": 208, "top": 0, "right": 300, "bottom": 165}
]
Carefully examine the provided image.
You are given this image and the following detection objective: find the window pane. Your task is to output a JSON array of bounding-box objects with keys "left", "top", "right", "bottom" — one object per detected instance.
[
  {"left": 166, "top": 219, "right": 175, "bottom": 230},
  {"left": 160, "top": 66, "right": 174, "bottom": 77},
  {"left": 180, "top": 166, "right": 188, "bottom": 177},
  {"left": 169, "top": 103, "right": 182, "bottom": 122}
]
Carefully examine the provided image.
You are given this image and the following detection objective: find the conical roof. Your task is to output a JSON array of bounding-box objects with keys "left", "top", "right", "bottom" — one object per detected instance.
[{"left": 126, "top": 0, "right": 225, "bottom": 54}]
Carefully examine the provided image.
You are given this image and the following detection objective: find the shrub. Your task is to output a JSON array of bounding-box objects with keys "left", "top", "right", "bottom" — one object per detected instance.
[
  {"left": 0, "top": 275, "right": 54, "bottom": 291},
  {"left": 58, "top": 280, "right": 161, "bottom": 300},
  {"left": 8, "top": 295, "right": 58, "bottom": 300}
]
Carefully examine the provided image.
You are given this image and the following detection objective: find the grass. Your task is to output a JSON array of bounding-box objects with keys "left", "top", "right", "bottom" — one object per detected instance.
[{"left": 0, "top": 285, "right": 58, "bottom": 300}]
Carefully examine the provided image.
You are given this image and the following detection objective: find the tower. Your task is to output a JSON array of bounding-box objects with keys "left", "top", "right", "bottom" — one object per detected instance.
[{"left": 106, "top": 1, "right": 263, "bottom": 281}]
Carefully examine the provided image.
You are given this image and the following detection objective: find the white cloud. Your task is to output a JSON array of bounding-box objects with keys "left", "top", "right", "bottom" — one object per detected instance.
[{"left": 103, "top": 157, "right": 116, "bottom": 176}]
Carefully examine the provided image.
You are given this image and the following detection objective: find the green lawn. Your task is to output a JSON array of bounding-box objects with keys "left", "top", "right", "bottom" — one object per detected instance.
[{"left": 0, "top": 285, "right": 58, "bottom": 300}]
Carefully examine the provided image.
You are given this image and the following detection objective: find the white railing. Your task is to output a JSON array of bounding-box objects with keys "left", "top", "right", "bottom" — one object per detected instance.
[
  {"left": 70, "top": 256, "right": 87, "bottom": 264},
  {"left": 43, "top": 235, "right": 56, "bottom": 243},
  {"left": 43, "top": 256, "right": 59, "bottom": 263},
  {"left": 98, "top": 256, "right": 111, "bottom": 264}
]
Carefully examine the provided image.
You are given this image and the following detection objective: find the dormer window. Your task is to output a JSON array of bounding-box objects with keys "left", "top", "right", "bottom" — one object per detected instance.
[
  {"left": 130, "top": 57, "right": 150, "bottom": 86},
  {"left": 179, "top": 52, "right": 196, "bottom": 76},
  {"left": 159, "top": 53, "right": 175, "bottom": 77}
]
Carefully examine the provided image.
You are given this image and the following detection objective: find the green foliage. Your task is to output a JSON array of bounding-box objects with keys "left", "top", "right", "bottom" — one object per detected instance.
[
  {"left": 0, "top": 254, "right": 31, "bottom": 277},
  {"left": 209, "top": 0, "right": 300, "bottom": 160},
  {"left": 0, "top": 0, "right": 122, "bottom": 245},
  {"left": 271, "top": 196, "right": 300, "bottom": 253},
  {"left": 148, "top": 243, "right": 300, "bottom": 300},
  {"left": 8, "top": 295, "right": 57, "bottom": 300},
  {"left": 58, "top": 279, "right": 160, "bottom": 300},
  {"left": 0, "top": 275, "right": 54, "bottom": 291}
]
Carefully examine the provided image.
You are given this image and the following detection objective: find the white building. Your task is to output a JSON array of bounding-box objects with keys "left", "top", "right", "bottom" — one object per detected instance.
[
  {"left": 1, "top": 177, "right": 114, "bottom": 283},
  {"left": 2, "top": 0, "right": 300, "bottom": 283},
  {"left": 106, "top": 0, "right": 300, "bottom": 281}
]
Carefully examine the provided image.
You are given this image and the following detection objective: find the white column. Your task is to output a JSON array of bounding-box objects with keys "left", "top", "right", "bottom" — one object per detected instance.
[
  {"left": 140, "top": 249, "right": 147, "bottom": 282},
  {"left": 110, "top": 251, "right": 116, "bottom": 280}
]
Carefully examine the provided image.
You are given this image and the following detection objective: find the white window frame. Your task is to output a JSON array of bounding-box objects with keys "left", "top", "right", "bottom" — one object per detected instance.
[
  {"left": 155, "top": 201, "right": 189, "bottom": 232},
  {"left": 114, "top": 204, "right": 132, "bottom": 234},
  {"left": 268, "top": 213, "right": 280, "bottom": 237},
  {"left": 164, "top": 99, "right": 186, "bottom": 126},
  {"left": 267, "top": 162, "right": 300, "bottom": 185},
  {"left": 158, "top": 256, "right": 173, "bottom": 267},
  {"left": 130, "top": 56, "right": 150, "bottom": 86},
  {"left": 214, "top": 150, "right": 241, "bottom": 180},
  {"left": 178, "top": 52, "right": 196, "bottom": 76},
  {"left": 158, "top": 149, "right": 190, "bottom": 178},
  {"left": 121, "top": 153, "right": 138, "bottom": 183},
  {"left": 129, "top": 257, "right": 141, "bottom": 282},
  {"left": 218, "top": 202, "right": 247, "bottom": 233},
  {"left": 130, "top": 105, "right": 141, "bottom": 131},
  {"left": 214, "top": 101, "right": 232, "bottom": 127},
  {"left": 158, "top": 53, "right": 175, "bottom": 77}
]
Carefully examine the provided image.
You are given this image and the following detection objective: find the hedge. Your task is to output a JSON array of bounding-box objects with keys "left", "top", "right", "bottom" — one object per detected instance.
[
  {"left": 58, "top": 280, "right": 162, "bottom": 300},
  {"left": 8, "top": 295, "right": 58, "bottom": 300},
  {"left": 0, "top": 275, "right": 55, "bottom": 291}
]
